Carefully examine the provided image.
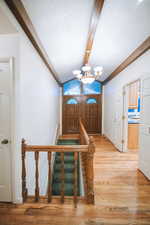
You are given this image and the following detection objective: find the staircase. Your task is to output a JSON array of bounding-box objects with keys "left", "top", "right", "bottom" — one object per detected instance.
[
  {"left": 52, "top": 139, "right": 80, "bottom": 196},
  {"left": 21, "top": 119, "right": 95, "bottom": 206}
]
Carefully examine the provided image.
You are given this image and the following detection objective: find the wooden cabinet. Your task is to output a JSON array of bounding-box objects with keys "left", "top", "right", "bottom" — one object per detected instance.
[
  {"left": 128, "top": 80, "right": 139, "bottom": 109},
  {"left": 128, "top": 124, "right": 139, "bottom": 149}
]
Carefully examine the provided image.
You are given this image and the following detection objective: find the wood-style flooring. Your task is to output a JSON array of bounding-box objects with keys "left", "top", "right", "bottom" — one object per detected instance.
[{"left": 0, "top": 135, "right": 150, "bottom": 225}]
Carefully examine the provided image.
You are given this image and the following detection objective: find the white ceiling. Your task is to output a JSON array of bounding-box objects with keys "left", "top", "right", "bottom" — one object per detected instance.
[
  {"left": 0, "top": 7, "right": 17, "bottom": 34},
  {"left": 90, "top": 0, "right": 150, "bottom": 81},
  {"left": 22, "top": 0, "right": 150, "bottom": 83}
]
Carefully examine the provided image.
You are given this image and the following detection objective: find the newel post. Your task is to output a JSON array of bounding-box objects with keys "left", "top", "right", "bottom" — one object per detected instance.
[
  {"left": 22, "top": 138, "right": 28, "bottom": 202},
  {"left": 87, "top": 136, "right": 95, "bottom": 204}
]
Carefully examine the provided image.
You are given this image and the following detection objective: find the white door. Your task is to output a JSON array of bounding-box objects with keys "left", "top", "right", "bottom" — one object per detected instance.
[
  {"left": 114, "top": 91, "right": 124, "bottom": 152},
  {"left": 139, "top": 74, "right": 150, "bottom": 179},
  {"left": 0, "top": 62, "right": 12, "bottom": 202}
]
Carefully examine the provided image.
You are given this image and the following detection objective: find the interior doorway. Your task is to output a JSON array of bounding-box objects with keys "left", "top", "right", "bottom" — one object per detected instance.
[
  {"left": 123, "top": 79, "right": 140, "bottom": 152},
  {"left": 0, "top": 58, "right": 13, "bottom": 202}
]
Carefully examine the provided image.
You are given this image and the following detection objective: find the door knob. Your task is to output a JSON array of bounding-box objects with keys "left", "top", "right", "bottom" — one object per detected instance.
[{"left": 1, "top": 139, "right": 9, "bottom": 144}]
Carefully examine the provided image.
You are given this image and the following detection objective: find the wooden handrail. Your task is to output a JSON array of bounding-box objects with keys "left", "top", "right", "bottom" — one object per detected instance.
[
  {"left": 79, "top": 118, "right": 95, "bottom": 204},
  {"left": 25, "top": 144, "right": 88, "bottom": 152},
  {"left": 21, "top": 119, "right": 95, "bottom": 206},
  {"left": 79, "top": 118, "right": 89, "bottom": 145}
]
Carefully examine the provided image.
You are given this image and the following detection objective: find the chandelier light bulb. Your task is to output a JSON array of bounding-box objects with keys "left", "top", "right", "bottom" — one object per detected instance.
[
  {"left": 82, "top": 65, "right": 91, "bottom": 72},
  {"left": 72, "top": 64, "right": 103, "bottom": 84}
]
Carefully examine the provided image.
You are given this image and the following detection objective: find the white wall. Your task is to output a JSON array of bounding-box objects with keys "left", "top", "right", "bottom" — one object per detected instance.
[
  {"left": 20, "top": 35, "right": 60, "bottom": 145},
  {"left": 20, "top": 34, "right": 61, "bottom": 196},
  {"left": 0, "top": 2, "right": 61, "bottom": 202},
  {"left": 103, "top": 50, "right": 150, "bottom": 143}
]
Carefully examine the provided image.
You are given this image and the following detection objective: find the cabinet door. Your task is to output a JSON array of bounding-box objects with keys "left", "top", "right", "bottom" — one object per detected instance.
[
  {"left": 128, "top": 124, "right": 139, "bottom": 149},
  {"left": 128, "top": 81, "right": 139, "bottom": 109}
]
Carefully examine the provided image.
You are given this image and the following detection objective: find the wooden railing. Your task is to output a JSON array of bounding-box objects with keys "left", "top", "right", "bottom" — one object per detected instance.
[
  {"left": 21, "top": 120, "right": 95, "bottom": 206},
  {"left": 79, "top": 118, "right": 95, "bottom": 204}
]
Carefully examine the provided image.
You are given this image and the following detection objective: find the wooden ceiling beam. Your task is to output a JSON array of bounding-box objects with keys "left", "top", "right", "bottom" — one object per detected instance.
[
  {"left": 103, "top": 36, "right": 150, "bottom": 85},
  {"left": 4, "top": 0, "right": 61, "bottom": 86},
  {"left": 83, "top": 0, "right": 104, "bottom": 65}
]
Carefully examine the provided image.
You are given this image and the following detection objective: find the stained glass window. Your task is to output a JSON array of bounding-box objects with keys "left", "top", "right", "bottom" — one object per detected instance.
[
  {"left": 83, "top": 81, "right": 101, "bottom": 94},
  {"left": 63, "top": 79, "right": 81, "bottom": 95},
  {"left": 63, "top": 79, "right": 101, "bottom": 95},
  {"left": 86, "top": 98, "right": 97, "bottom": 104},
  {"left": 66, "top": 98, "right": 78, "bottom": 104}
]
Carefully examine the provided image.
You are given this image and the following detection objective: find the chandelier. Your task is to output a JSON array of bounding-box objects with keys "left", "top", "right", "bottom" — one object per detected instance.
[{"left": 72, "top": 64, "right": 103, "bottom": 84}]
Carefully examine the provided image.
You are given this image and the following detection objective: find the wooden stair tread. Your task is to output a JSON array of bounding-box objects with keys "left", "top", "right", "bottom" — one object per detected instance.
[{"left": 59, "top": 134, "right": 80, "bottom": 140}]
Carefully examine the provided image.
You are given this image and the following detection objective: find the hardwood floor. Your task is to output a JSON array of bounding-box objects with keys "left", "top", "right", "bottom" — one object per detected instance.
[{"left": 0, "top": 135, "right": 150, "bottom": 225}]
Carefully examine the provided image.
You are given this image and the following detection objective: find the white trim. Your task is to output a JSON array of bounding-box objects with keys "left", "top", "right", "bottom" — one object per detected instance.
[{"left": 122, "top": 85, "right": 129, "bottom": 153}]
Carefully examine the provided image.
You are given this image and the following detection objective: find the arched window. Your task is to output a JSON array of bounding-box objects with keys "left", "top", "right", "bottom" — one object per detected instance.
[
  {"left": 83, "top": 80, "right": 101, "bottom": 94},
  {"left": 64, "top": 80, "right": 81, "bottom": 95},
  {"left": 63, "top": 79, "right": 102, "bottom": 95},
  {"left": 66, "top": 98, "right": 78, "bottom": 104},
  {"left": 86, "top": 98, "right": 97, "bottom": 104}
]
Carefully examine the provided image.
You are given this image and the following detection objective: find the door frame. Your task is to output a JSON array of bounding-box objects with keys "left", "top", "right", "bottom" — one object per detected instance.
[
  {"left": 122, "top": 78, "right": 141, "bottom": 152},
  {"left": 0, "top": 57, "right": 16, "bottom": 202}
]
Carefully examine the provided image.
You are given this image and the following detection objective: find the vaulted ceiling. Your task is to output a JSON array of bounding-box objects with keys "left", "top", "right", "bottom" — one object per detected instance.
[{"left": 4, "top": 0, "right": 150, "bottom": 84}]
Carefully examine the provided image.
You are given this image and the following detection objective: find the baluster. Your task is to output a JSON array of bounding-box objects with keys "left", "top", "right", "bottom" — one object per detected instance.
[
  {"left": 47, "top": 152, "right": 52, "bottom": 202},
  {"left": 82, "top": 152, "right": 88, "bottom": 197},
  {"left": 87, "top": 136, "right": 95, "bottom": 204},
  {"left": 35, "top": 151, "right": 39, "bottom": 202},
  {"left": 60, "top": 152, "right": 65, "bottom": 203},
  {"left": 22, "top": 139, "right": 28, "bottom": 202},
  {"left": 74, "top": 152, "right": 78, "bottom": 207},
  {"left": 82, "top": 152, "right": 88, "bottom": 198}
]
